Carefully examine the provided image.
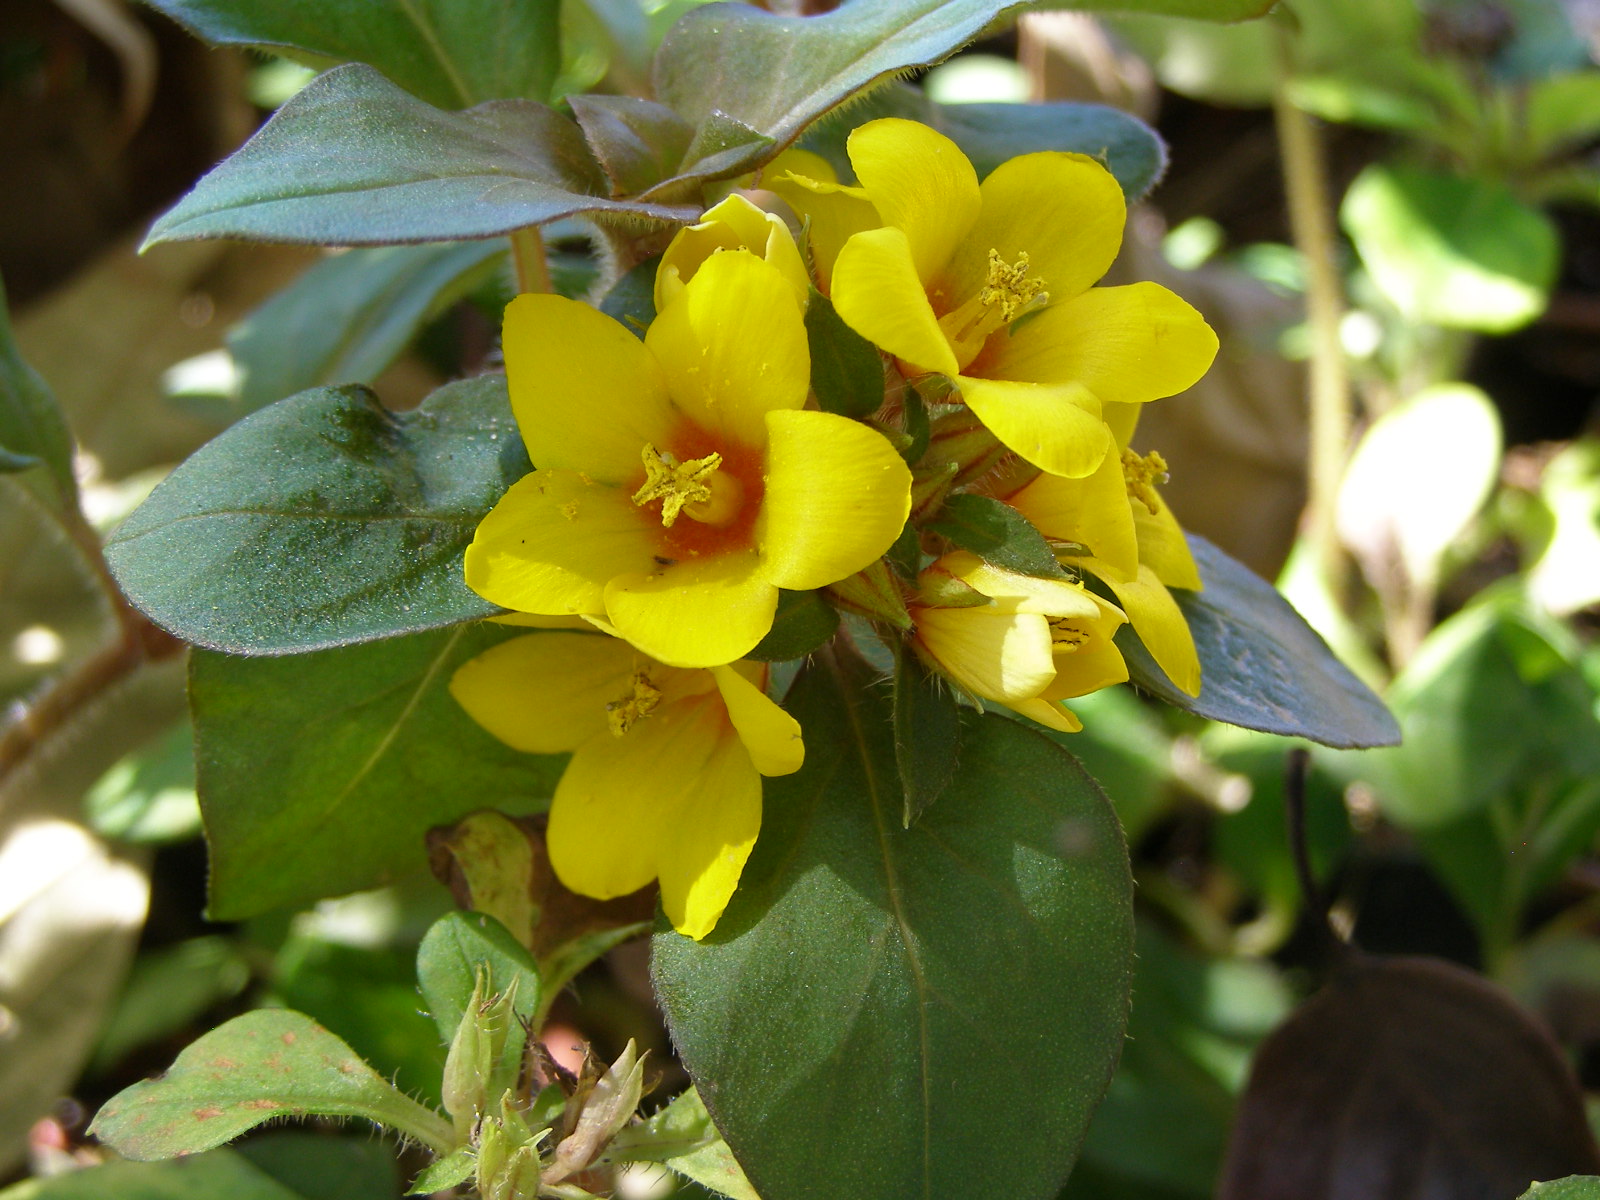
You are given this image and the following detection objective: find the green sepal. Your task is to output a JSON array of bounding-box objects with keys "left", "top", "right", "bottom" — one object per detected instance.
[
  {"left": 804, "top": 290, "right": 884, "bottom": 419},
  {"left": 925, "top": 492, "right": 1070, "bottom": 579},
  {"left": 746, "top": 589, "right": 840, "bottom": 662}
]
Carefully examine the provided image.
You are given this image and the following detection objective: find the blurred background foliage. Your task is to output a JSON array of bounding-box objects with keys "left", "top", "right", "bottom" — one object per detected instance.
[{"left": 2, "top": 0, "right": 1600, "bottom": 1196}]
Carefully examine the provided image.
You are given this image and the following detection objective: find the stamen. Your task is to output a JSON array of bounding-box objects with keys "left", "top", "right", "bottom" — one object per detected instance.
[
  {"left": 633, "top": 443, "right": 724, "bottom": 527},
  {"left": 979, "top": 249, "right": 1046, "bottom": 322},
  {"left": 1122, "top": 449, "right": 1169, "bottom": 515},
  {"left": 938, "top": 249, "right": 1050, "bottom": 366},
  {"left": 606, "top": 671, "right": 662, "bottom": 737}
]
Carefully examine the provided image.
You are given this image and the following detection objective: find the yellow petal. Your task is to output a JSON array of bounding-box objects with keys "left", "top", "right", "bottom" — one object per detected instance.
[
  {"left": 605, "top": 550, "right": 777, "bottom": 668},
  {"left": 464, "top": 471, "right": 659, "bottom": 615},
  {"left": 711, "top": 664, "right": 803, "bottom": 776},
  {"left": 645, "top": 250, "right": 809, "bottom": 449},
  {"left": 944, "top": 553, "right": 1107, "bottom": 618},
  {"left": 914, "top": 605, "right": 1056, "bottom": 703},
  {"left": 1134, "top": 492, "right": 1202, "bottom": 591},
  {"left": 1004, "top": 449, "right": 1139, "bottom": 577},
  {"left": 943, "top": 151, "right": 1126, "bottom": 307},
  {"left": 1040, "top": 617, "right": 1130, "bottom": 700},
  {"left": 656, "top": 193, "right": 810, "bottom": 314},
  {"left": 1103, "top": 401, "right": 1141, "bottom": 452},
  {"left": 758, "top": 409, "right": 912, "bottom": 590},
  {"left": 546, "top": 697, "right": 720, "bottom": 902},
  {"left": 654, "top": 708, "right": 762, "bottom": 939},
  {"left": 503, "top": 293, "right": 675, "bottom": 480},
  {"left": 1076, "top": 559, "right": 1200, "bottom": 697},
  {"left": 990, "top": 282, "right": 1218, "bottom": 405},
  {"left": 449, "top": 631, "right": 635, "bottom": 753},
  {"left": 764, "top": 149, "right": 880, "bottom": 292},
  {"left": 832, "top": 227, "right": 959, "bottom": 376},
  {"left": 1009, "top": 695, "right": 1083, "bottom": 734},
  {"left": 955, "top": 375, "right": 1111, "bottom": 478},
  {"left": 847, "top": 118, "right": 981, "bottom": 285}
]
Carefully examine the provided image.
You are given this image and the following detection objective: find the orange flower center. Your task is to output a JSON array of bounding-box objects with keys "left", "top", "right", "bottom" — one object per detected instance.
[{"left": 629, "top": 426, "right": 766, "bottom": 565}]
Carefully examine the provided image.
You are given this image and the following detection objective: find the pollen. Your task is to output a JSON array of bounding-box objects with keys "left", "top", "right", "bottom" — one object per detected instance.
[
  {"left": 605, "top": 671, "right": 662, "bottom": 737},
  {"left": 1121, "top": 450, "right": 1169, "bottom": 515},
  {"left": 979, "top": 249, "right": 1047, "bottom": 322},
  {"left": 633, "top": 444, "right": 724, "bottom": 527}
]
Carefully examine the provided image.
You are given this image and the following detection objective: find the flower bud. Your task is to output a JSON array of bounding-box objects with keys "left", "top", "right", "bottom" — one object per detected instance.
[
  {"left": 825, "top": 558, "right": 913, "bottom": 630},
  {"left": 656, "top": 194, "right": 810, "bottom": 315}
]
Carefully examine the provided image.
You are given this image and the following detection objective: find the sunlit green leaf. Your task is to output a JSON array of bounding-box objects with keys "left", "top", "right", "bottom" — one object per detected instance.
[
  {"left": 1039, "top": 0, "right": 1274, "bottom": 18},
  {"left": 612, "top": 1088, "right": 759, "bottom": 1200},
  {"left": 1121, "top": 536, "right": 1400, "bottom": 748},
  {"left": 191, "top": 624, "right": 564, "bottom": 918},
  {"left": 145, "top": 66, "right": 698, "bottom": 250},
  {"left": 653, "top": 651, "right": 1133, "bottom": 1200},
  {"left": 926, "top": 493, "right": 1070, "bottom": 579},
  {"left": 416, "top": 911, "right": 541, "bottom": 1053},
  {"left": 90, "top": 1010, "right": 455, "bottom": 1157},
  {"left": 1521, "top": 1179, "right": 1600, "bottom": 1200},
  {"left": 106, "top": 376, "right": 523, "bottom": 655},
  {"left": 143, "top": 0, "right": 562, "bottom": 109}
]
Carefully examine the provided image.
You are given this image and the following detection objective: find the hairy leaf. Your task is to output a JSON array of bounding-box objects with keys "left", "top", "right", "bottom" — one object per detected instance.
[
  {"left": 926, "top": 492, "right": 1069, "bottom": 579},
  {"left": 746, "top": 589, "right": 839, "bottom": 662},
  {"left": 191, "top": 624, "right": 564, "bottom": 918},
  {"left": 90, "top": 1010, "right": 455, "bottom": 1157},
  {"left": 145, "top": 65, "right": 698, "bottom": 249},
  {"left": 1121, "top": 536, "right": 1400, "bottom": 748},
  {"left": 653, "top": 650, "right": 1133, "bottom": 1200},
  {"left": 416, "top": 911, "right": 541, "bottom": 1046},
  {"left": 107, "top": 376, "right": 523, "bottom": 654},
  {"left": 805, "top": 291, "right": 885, "bottom": 419}
]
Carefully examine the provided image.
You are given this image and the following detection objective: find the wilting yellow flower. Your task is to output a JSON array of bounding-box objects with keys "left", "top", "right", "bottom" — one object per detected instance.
[
  {"left": 655, "top": 193, "right": 810, "bottom": 314},
  {"left": 464, "top": 250, "right": 912, "bottom": 669},
  {"left": 910, "top": 552, "right": 1128, "bottom": 733},
  {"left": 995, "top": 424, "right": 1202, "bottom": 696},
  {"left": 450, "top": 631, "right": 803, "bottom": 940},
  {"left": 782, "top": 119, "right": 1218, "bottom": 479}
]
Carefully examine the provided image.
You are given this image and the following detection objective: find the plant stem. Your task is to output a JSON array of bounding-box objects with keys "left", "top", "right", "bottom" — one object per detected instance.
[
  {"left": 1272, "top": 28, "right": 1351, "bottom": 595},
  {"left": 510, "top": 226, "right": 553, "bottom": 296}
]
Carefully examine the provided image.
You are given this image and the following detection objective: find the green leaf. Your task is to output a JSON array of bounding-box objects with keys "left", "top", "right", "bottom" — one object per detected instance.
[
  {"left": 235, "top": 1132, "right": 402, "bottom": 1200},
  {"left": 804, "top": 291, "right": 884, "bottom": 419},
  {"left": 653, "top": 0, "right": 1033, "bottom": 182},
  {"left": 83, "top": 719, "right": 202, "bottom": 844},
  {"left": 1038, "top": 0, "right": 1274, "bottom": 18},
  {"left": 1528, "top": 72, "right": 1600, "bottom": 158},
  {"left": 746, "top": 588, "right": 839, "bottom": 662},
  {"left": 190, "top": 623, "right": 565, "bottom": 918},
  {"left": 926, "top": 492, "right": 1069, "bottom": 579},
  {"left": 1120, "top": 536, "right": 1400, "bottom": 749},
  {"left": 145, "top": 65, "right": 698, "bottom": 250},
  {"left": 0, "top": 270, "right": 76, "bottom": 506},
  {"left": 229, "top": 241, "right": 507, "bottom": 416},
  {"left": 143, "top": 0, "right": 562, "bottom": 109},
  {"left": 88, "top": 937, "right": 250, "bottom": 1076},
  {"left": 614, "top": 1088, "right": 759, "bottom": 1200},
  {"left": 653, "top": 651, "right": 1133, "bottom": 1200},
  {"left": 891, "top": 641, "right": 961, "bottom": 826},
  {"left": 801, "top": 83, "right": 1167, "bottom": 200},
  {"left": 416, "top": 911, "right": 541, "bottom": 1048},
  {"left": 4, "top": 1150, "right": 327, "bottom": 1200},
  {"left": 1341, "top": 163, "right": 1559, "bottom": 333},
  {"left": 90, "top": 1009, "right": 456, "bottom": 1157},
  {"left": 106, "top": 376, "right": 524, "bottom": 655},
  {"left": 568, "top": 95, "right": 694, "bottom": 197},
  {"left": 1522, "top": 1179, "right": 1600, "bottom": 1199},
  {"left": 598, "top": 254, "right": 661, "bottom": 338},
  {"left": 407, "top": 1147, "right": 477, "bottom": 1195}
]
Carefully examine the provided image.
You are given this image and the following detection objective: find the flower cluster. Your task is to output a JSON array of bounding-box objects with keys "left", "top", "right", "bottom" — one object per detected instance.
[{"left": 450, "top": 118, "right": 1218, "bottom": 939}]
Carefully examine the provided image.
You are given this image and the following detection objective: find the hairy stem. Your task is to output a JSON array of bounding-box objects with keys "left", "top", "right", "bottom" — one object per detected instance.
[{"left": 510, "top": 226, "right": 553, "bottom": 296}]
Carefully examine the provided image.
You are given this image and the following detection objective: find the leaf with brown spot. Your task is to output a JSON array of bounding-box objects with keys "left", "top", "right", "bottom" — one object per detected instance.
[{"left": 1219, "top": 956, "right": 1600, "bottom": 1200}]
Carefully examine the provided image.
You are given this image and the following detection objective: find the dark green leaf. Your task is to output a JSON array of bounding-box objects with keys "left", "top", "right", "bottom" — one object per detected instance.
[
  {"left": 235, "top": 1132, "right": 402, "bottom": 1200},
  {"left": 11, "top": 1151, "right": 327, "bottom": 1200},
  {"left": 1120, "top": 536, "right": 1400, "bottom": 749},
  {"left": 106, "top": 376, "right": 525, "bottom": 655},
  {"left": 901, "top": 386, "right": 931, "bottom": 463},
  {"left": 145, "top": 66, "right": 698, "bottom": 250},
  {"left": 569, "top": 95, "right": 694, "bottom": 196},
  {"left": 804, "top": 291, "right": 884, "bottom": 419},
  {"left": 892, "top": 641, "right": 961, "bottom": 826},
  {"left": 926, "top": 492, "right": 1069, "bottom": 579},
  {"left": 1218, "top": 958, "right": 1600, "bottom": 1199},
  {"left": 599, "top": 255, "right": 661, "bottom": 338},
  {"left": 229, "top": 242, "right": 507, "bottom": 416},
  {"left": 416, "top": 911, "right": 541, "bottom": 1049},
  {"left": 0, "top": 270, "right": 76, "bottom": 506},
  {"left": 90, "top": 1009, "right": 455, "bottom": 1157},
  {"left": 801, "top": 83, "right": 1167, "bottom": 200},
  {"left": 653, "top": 651, "right": 1133, "bottom": 1200},
  {"left": 1341, "top": 163, "right": 1559, "bottom": 333},
  {"left": 191, "top": 623, "right": 565, "bottom": 918},
  {"left": 746, "top": 589, "right": 839, "bottom": 662},
  {"left": 1521, "top": 1178, "right": 1600, "bottom": 1199},
  {"left": 144, "top": 0, "right": 562, "bottom": 109},
  {"left": 653, "top": 0, "right": 1032, "bottom": 183}
]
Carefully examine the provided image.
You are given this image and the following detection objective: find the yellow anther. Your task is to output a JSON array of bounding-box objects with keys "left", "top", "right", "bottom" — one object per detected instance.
[
  {"left": 605, "top": 671, "right": 662, "bottom": 737},
  {"left": 1122, "top": 449, "right": 1169, "bottom": 515},
  {"left": 979, "top": 249, "right": 1046, "bottom": 322},
  {"left": 633, "top": 443, "right": 724, "bottom": 528}
]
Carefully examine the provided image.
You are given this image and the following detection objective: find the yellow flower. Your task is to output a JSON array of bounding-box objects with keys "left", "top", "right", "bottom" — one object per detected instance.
[
  {"left": 763, "top": 148, "right": 880, "bottom": 294},
  {"left": 996, "top": 423, "right": 1202, "bottom": 696},
  {"left": 785, "top": 119, "right": 1219, "bottom": 479},
  {"left": 910, "top": 552, "right": 1128, "bottom": 733},
  {"left": 655, "top": 193, "right": 810, "bottom": 315},
  {"left": 449, "top": 631, "right": 803, "bottom": 940},
  {"left": 464, "top": 250, "right": 913, "bottom": 669}
]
